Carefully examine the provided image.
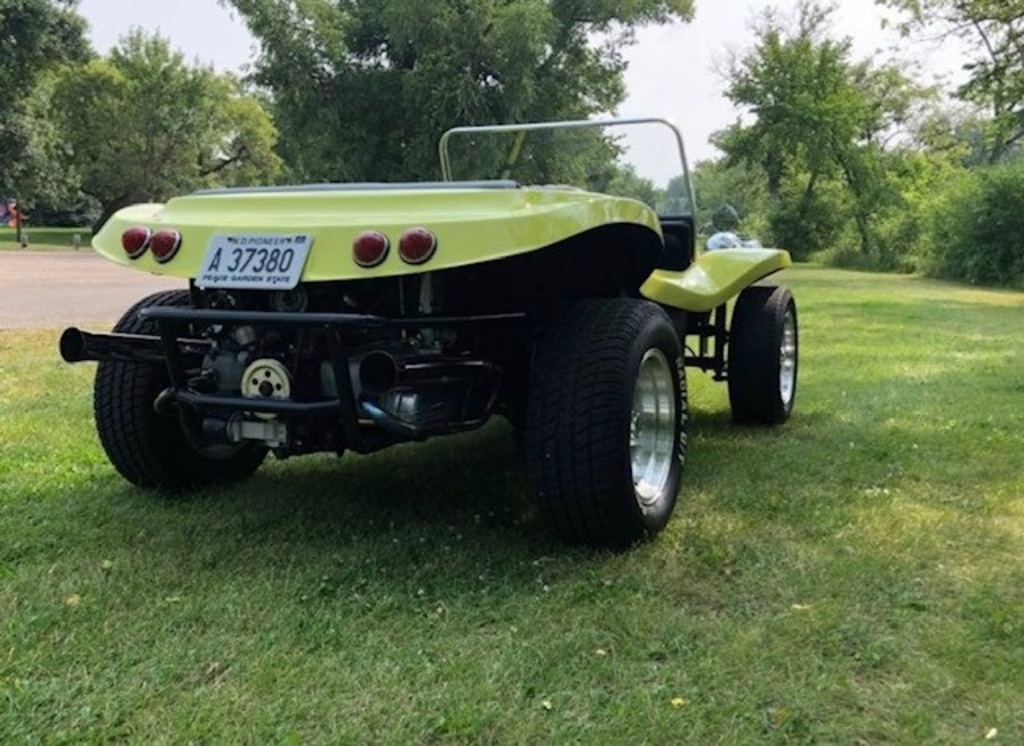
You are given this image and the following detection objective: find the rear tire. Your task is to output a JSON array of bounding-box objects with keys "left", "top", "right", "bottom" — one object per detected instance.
[
  {"left": 527, "top": 299, "right": 687, "bottom": 548},
  {"left": 94, "top": 290, "right": 267, "bottom": 490},
  {"left": 727, "top": 285, "right": 798, "bottom": 425}
]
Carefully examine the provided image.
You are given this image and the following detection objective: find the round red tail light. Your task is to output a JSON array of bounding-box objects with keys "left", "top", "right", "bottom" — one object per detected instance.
[
  {"left": 149, "top": 229, "right": 182, "bottom": 263},
  {"left": 121, "top": 226, "right": 151, "bottom": 259},
  {"left": 353, "top": 230, "right": 390, "bottom": 268},
  {"left": 398, "top": 227, "right": 437, "bottom": 265}
]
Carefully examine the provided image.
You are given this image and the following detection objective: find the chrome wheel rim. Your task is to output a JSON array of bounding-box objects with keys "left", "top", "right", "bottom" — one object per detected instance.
[
  {"left": 630, "top": 349, "right": 677, "bottom": 508},
  {"left": 779, "top": 309, "right": 797, "bottom": 407}
]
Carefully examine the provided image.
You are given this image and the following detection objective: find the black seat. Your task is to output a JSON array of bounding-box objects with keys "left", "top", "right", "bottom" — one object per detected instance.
[{"left": 658, "top": 216, "right": 695, "bottom": 271}]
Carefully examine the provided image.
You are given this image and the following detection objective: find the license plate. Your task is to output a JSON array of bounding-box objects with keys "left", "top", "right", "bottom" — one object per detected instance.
[{"left": 196, "top": 234, "right": 313, "bottom": 290}]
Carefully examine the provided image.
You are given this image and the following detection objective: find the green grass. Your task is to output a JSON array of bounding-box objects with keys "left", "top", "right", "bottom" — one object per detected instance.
[
  {"left": 1, "top": 266, "right": 1022, "bottom": 743},
  {"left": 0, "top": 227, "right": 91, "bottom": 251}
]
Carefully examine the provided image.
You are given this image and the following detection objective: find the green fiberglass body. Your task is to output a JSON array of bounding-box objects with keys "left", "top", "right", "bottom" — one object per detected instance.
[{"left": 61, "top": 118, "right": 798, "bottom": 549}]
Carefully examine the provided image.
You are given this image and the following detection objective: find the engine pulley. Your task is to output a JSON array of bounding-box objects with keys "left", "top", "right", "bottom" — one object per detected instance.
[{"left": 241, "top": 358, "right": 292, "bottom": 418}]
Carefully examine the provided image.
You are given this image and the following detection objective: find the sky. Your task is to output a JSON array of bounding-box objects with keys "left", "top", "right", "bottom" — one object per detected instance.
[{"left": 77, "top": 0, "right": 964, "bottom": 184}]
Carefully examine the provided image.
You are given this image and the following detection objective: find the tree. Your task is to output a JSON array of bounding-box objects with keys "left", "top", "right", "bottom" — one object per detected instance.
[
  {"left": 717, "top": 1, "right": 922, "bottom": 258},
  {"left": 51, "top": 31, "right": 283, "bottom": 230},
  {"left": 593, "top": 163, "right": 664, "bottom": 208},
  {"left": 877, "top": 0, "right": 1024, "bottom": 162},
  {"left": 687, "top": 159, "right": 768, "bottom": 236},
  {"left": 224, "top": 0, "right": 694, "bottom": 182},
  {"left": 0, "top": 0, "right": 90, "bottom": 210}
]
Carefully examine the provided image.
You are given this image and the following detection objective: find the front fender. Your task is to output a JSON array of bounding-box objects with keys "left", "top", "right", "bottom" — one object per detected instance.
[{"left": 640, "top": 248, "right": 792, "bottom": 312}]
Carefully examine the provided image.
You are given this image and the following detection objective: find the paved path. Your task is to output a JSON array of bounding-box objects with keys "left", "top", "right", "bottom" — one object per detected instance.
[{"left": 0, "top": 251, "right": 183, "bottom": 330}]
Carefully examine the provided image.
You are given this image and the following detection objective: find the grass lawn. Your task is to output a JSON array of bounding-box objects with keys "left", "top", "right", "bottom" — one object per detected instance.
[
  {"left": 0, "top": 227, "right": 91, "bottom": 252},
  {"left": 1, "top": 266, "right": 1022, "bottom": 743}
]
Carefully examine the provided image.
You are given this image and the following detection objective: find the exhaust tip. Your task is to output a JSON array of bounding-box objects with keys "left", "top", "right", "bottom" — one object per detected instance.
[
  {"left": 359, "top": 351, "right": 399, "bottom": 394},
  {"left": 59, "top": 327, "right": 86, "bottom": 363}
]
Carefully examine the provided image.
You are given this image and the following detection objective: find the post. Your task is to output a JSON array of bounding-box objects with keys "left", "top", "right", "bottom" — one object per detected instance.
[{"left": 13, "top": 197, "right": 23, "bottom": 247}]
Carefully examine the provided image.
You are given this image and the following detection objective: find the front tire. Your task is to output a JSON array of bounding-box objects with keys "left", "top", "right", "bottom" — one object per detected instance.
[
  {"left": 527, "top": 299, "right": 687, "bottom": 548},
  {"left": 94, "top": 290, "right": 267, "bottom": 491},
  {"left": 727, "top": 285, "right": 798, "bottom": 425}
]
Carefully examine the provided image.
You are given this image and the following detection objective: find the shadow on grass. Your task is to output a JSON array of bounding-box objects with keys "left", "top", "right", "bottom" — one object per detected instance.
[
  {"left": 72, "top": 421, "right": 581, "bottom": 605},
  {"left": 101, "top": 408, "right": 825, "bottom": 554},
  {"left": 59, "top": 400, "right": 836, "bottom": 571},
  {"left": 72, "top": 406, "right": 830, "bottom": 605}
]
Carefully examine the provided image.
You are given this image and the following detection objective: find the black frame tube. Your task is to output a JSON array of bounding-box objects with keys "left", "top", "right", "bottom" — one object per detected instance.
[
  {"left": 687, "top": 303, "right": 729, "bottom": 380},
  {"left": 139, "top": 307, "right": 527, "bottom": 329}
]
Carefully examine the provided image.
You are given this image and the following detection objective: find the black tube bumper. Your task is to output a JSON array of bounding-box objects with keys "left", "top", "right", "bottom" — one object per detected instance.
[{"left": 60, "top": 307, "right": 525, "bottom": 451}]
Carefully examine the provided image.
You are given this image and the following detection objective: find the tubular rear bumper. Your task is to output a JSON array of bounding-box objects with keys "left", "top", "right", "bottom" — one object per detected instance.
[{"left": 60, "top": 308, "right": 526, "bottom": 450}]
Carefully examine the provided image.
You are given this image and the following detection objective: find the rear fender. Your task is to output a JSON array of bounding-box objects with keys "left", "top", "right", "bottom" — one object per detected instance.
[
  {"left": 640, "top": 248, "right": 792, "bottom": 313},
  {"left": 91, "top": 185, "right": 664, "bottom": 283}
]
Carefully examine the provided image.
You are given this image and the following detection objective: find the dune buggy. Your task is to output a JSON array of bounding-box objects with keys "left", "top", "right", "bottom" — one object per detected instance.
[{"left": 60, "top": 118, "right": 797, "bottom": 548}]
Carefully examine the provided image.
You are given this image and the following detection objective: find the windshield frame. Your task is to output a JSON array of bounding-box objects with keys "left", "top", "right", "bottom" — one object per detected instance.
[{"left": 438, "top": 117, "right": 695, "bottom": 217}]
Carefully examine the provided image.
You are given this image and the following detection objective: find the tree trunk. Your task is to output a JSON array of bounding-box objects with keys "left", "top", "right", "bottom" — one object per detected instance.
[
  {"left": 92, "top": 195, "right": 133, "bottom": 235},
  {"left": 834, "top": 147, "right": 872, "bottom": 255},
  {"left": 853, "top": 209, "right": 871, "bottom": 256},
  {"left": 796, "top": 170, "right": 821, "bottom": 223}
]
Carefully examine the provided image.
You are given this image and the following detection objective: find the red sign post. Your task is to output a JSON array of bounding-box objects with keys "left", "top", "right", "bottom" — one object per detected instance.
[{"left": 1, "top": 198, "right": 22, "bottom": 246}]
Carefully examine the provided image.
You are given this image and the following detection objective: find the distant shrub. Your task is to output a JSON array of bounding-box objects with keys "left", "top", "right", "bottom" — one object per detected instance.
[
  {"left": 812, "top": 241, "right": 903, "bottom": 272},
  {"left": 813, "top": 153, "right": 954, "bottom": 275},
  {"left": 867, "top": 194, "right": 927, "bottom": 274},
  {"left": 30, "top": 194, "right": 101, "bottom": 229},
  {"left": 924, "top": 164, "right": 1024, "bottom": 288}
]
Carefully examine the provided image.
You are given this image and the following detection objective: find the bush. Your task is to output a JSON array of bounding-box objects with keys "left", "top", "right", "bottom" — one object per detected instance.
[
  {"left": 30, "top": 193, "right": 100, "bottom": 228},
  {"left": 814, "top": 152, "right": 951, "bottom": 275},
  {"left": 924, "top": 164, "right": 1024, "bottom": 288},
  {"left": 812, "top": 241, "right": 896, "bottom": 272},
  {"left": 770, "top": 178, "right": 850, "bottom": 261}
]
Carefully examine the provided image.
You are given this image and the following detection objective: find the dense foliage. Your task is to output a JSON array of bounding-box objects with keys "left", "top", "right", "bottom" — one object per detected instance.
[
  {"left": 699, "top": 0, "right": 1023, "bottom": 287},
  {"left": 920, "top": 165, "right": 1024, "bottom": 286},
  {"left": 712, "top": 2, "right": 925, "bottom": 263},
  {"left": 0, "top": 1, "right": 281, "bottom": 229},
  {"left": 0, "top": 0, "right": 90, "bottom": 209},
  {"left": 50, "top": 31, "right": 282, "bottom": 229},
  {"left": 225, "top": 0, "right": 694, "bottom": 182},
  {"left": 879, "top": 0, "right": 1024, "bottom": 163}
]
